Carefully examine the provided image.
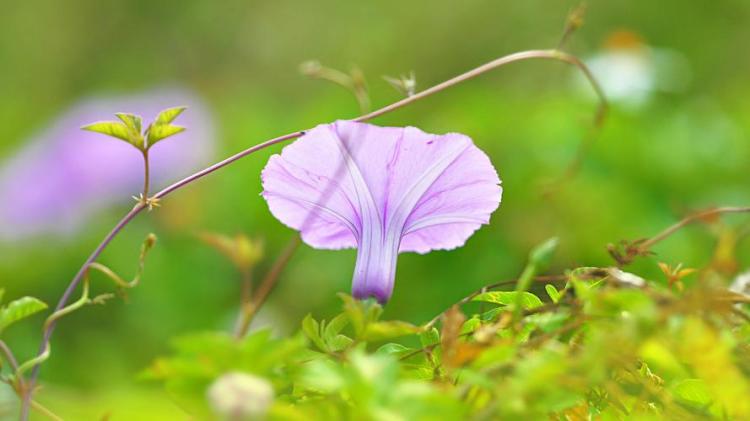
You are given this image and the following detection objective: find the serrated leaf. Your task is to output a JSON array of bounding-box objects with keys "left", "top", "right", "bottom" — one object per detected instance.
[
  {"left": 146, "top": 124, "right": 185, "bottom": 147},
  {"left": 545, "top": 284, "right": 560, "bottom": 303},
  {"left": 0, "top": 296, "right": 48, "bottom": 334},
  {"left": 154, "top": 106, "right": 187, "bottom": 125},
  {"left": 472, "top": 291, "right": 543, "bottom": 309},
  {"left": 81, "top": 121, "right": 132, "bottom": 143}
]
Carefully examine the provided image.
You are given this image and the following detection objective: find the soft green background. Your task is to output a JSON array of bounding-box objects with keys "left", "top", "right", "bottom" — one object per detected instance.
[{"left": 1, "top": 0, "right": 749, "bottom": 419}]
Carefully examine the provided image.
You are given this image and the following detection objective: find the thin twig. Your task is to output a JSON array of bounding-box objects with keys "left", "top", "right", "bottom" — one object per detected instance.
[
  {"left": 557, "top": 3, "right": 587, "bottom": 50},
  {"left": 0, "top": 339, "right": 20, "bottom": 373},
  {"left": 29, "top": 400, "right": 64, "bottom": 421},
  {"left": 235, "top": 236, "right": 302, "bottom": 338},
  {"left": 21, "top": 48, "right": 606, "bottom": 419},
  {"left": 639, "top": 206, "right": 750, "bottom": 252}
]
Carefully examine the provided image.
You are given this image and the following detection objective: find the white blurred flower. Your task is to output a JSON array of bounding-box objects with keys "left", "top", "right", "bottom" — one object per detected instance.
[
  {"left": 207, "top": 372, "right": 274, "bottom": 420},
  {"left": 607, "top": 268, "right": 646, "bottom": 287},
  {"left": 730, "top": 270, "right": 750, "bottom": 297},
  {"left": 582, "top": 30, "right": 690, "bottom": 108}
]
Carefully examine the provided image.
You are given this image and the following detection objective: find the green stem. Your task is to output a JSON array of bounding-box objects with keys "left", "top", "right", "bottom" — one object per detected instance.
[{"left": 142, "top": 149, "right": 150, "bottom": 199}]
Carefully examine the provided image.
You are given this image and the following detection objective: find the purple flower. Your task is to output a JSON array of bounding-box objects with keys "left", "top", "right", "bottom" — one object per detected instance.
[
  {"left": 261, "top": 121, "right": 501, "bottom": 303},
  {"left": 0, "top": 88, "right": 215, "bottom": 241}
]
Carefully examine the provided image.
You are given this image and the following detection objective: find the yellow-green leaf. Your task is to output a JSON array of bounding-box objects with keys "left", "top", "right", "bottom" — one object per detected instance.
[
  {"left": 0, "top": 296, "right": 48, "bottom": 334},
  {"left": 154, "top": 106, "right": 187, "bottom": 125},
  {"left": 362, "top": 320, "right": 420, "bottom": 342},
  {"left": 146, "top": 124, "right": 185, "bottom": 147},
  {"left": 673, "top": 379, "right": 712, "bottom": 408},
  {"left": 81, "top": 121, "right": 131, "bottom": 143},
  {"left": 115, "top": 112, "right": 143, "bottom": 133},
  {"left": 473, "top": 291, "right": 543, "bottom": 309}
]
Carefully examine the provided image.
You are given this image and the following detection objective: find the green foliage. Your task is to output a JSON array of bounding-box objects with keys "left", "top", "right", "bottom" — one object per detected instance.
[
  {"left": 81, "top": 121, "right": 132, "bottom": 143},
  {"left": 143, "top": 330, "right": 307, "bottom": 418},
  {"left": 0, "top": 293, "right": 47, "bottom": 335},
  {"left": 473, "top": 291, "right": 543, "bottom": 309},
  {"left": 81, "top": 106, "right": 187, "bottom": 151},
  {"left": 148, "top": 269, "right": 750, "bottom": 420}
]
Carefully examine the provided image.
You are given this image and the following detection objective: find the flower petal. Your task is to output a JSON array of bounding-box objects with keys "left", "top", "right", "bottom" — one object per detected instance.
[{"left": 261, "top": 121, "right": 501, "bottom": 302}]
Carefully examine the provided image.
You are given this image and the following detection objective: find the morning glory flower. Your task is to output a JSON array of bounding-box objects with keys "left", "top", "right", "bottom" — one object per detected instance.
[
  {"left": 261, "top": 121, "right": 501, "bottom": 303},
  {"left": 0, "top": 88, "right": 215, "bottom": 241}
]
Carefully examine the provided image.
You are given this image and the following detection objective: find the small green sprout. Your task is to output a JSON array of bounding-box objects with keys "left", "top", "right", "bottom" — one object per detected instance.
[{"left": 81, "top": 106, "right": 187, "bottom": 209}]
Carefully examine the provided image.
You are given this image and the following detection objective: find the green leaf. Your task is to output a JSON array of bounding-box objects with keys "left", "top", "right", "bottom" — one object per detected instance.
[
  {"left": 146, "top": 124, "right": 185, "bottom": 147},
  {"left": 327, "top": 334, "right": 353, "bottom": 352},
  {"left": 419, "top": 327, "right": 440, "bottom": 348},
  {"left": 0, "top": 288, "right": 5, "bottom": 304},
  {"left": 81, "top": 121, "right": 132, "bottom": 143},
  {"left": 363, "top": 320, "right": 420, "bottom": 342},
  {"left": 154, "top": 106, "right": 187, "bottom": 125},
  {"left": 302, "top": 314, "right": 326, "bottom": 351},
  {"left": 460, "top": 316, "right": 482, "bottom": 335},
  {"left": 323, "top": 313, "right": 349, "bottom": 342},
  {"left": 529, "top": 237, "right": 559, "bottom": 270},
  {"left": 376, "top": 343, "right": 415, "bottom": 358},
  {"left": 545, "top": 284, "right": 560, "bottom": 303},
  {"left": 0, "top": 296, "right": 48, "bottom": 334},
  {"left": 472, "top": 291, "right": 543, "bottom": 309},
  {"left": 339, "top": 293, "right": 383, "bottom": 338},
  {"left": 114, "top": 113, "right": 144, "bottom": 148},
  {"left": 115, "top": 112, "right": 143, "bottom": 133},
  {"left": 673, "top": 379, "right": 713, "bottom": 409}
]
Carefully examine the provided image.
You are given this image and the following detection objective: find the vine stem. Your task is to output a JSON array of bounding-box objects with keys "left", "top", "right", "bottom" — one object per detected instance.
[
  {"left": 20, "top": 48, "right": 606, "bottom": 419},
  {"left": 235, "top": 236, "right": 301, "bottom": 338},
  {"left": 141, "top": 149, "right": 150, "bottom": 199},
  {"left": 638, "top": 206, "right": 750, "bottom": 252},
  {"left": 0, "top": 339, "right": 20, "bottom": 373}
]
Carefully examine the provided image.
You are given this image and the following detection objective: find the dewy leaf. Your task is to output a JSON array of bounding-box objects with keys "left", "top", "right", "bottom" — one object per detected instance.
[
  {"left": 81, "top": 121, "right": 132, "bottom": 143},
  {"left": 0, "top": 296, "right": 48, "bottom": 334},
  {"left": 146, "top": 124, "right": 186, "bottom": 147},
  {"left": 473, "top": 291, "right": 543, "bottom": 309},
  {"left": 154, "top": 106, "right": 187, "bottom": 125}
]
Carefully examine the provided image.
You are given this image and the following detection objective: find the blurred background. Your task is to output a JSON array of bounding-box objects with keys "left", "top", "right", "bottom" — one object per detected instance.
[{"left": 1, "top": 0, "right": 749, "bottom": 418}]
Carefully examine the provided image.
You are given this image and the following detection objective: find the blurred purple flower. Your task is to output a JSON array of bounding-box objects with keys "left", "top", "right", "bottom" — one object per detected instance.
[
  {"left": 0, "top": 88, "right": 215, "bottom": 240},
  {"left": 261, "top": 121, "right": 501, "bottom": 303}
]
